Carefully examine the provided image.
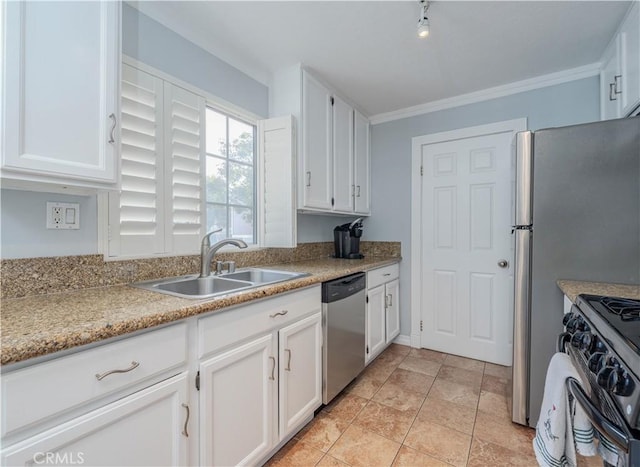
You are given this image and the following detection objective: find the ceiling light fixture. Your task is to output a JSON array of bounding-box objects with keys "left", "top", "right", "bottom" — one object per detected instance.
[{"left": 417, "top": 0, "right": 430, "bottom": 39}]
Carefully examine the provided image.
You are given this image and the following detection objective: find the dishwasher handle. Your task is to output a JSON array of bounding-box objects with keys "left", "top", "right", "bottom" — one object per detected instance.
[{"left": 322, "top": 273, "right": 366, "bottom": 303}]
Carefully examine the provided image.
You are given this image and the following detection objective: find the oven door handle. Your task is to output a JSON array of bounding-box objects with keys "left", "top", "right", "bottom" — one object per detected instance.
[
  {"left": 566, "top": 377, "right": 630, "bottom": 453},
  {"left": 557, "top": 332, "right": 570, "bottom": 353}
]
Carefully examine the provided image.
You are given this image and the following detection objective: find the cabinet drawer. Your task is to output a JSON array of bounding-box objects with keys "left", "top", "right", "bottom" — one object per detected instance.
[
  {"left": 198, "top": 285, "right": 321, "bottom": 358},
  {"left": 367, "top": 263, "right": 399, "bottom": 289},
  {"left": 2, "top": 323, "right": 188, "bottom": 437}
]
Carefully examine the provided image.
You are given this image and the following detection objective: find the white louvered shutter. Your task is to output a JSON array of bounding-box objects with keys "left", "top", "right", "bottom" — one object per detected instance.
[
  {"left": 163, "top": 82, "right": 205, "bottom": 254},
  {"left": 258, "top": 115, "right": 296, "bottom": 248},
  {"left": 108, "top": 64, "right": 164, "bottom": 257}
]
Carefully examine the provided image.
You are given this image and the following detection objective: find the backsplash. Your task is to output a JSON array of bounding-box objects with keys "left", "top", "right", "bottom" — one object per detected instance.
[{"left": 0, "top": 241, "right": 400, "bottom": 298}]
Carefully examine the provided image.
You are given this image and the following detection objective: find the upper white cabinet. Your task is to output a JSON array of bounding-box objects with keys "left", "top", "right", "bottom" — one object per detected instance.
[
  {"left": 2, "top": 1, "right": 121, "bottom": 191},
  {"left": 271, "top": 66, "right": 371, "bottom": 216},
  {"left": 600, "top": 2, "right": 640, "bottom": 119}
]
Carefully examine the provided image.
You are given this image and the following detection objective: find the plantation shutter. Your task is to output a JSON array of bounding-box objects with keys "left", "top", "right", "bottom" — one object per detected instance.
[
  {"left": 108, "top": 64, "right": 164, "bottom": 257},
  {"left": 163, "top": 82, "right": 205, "bottom": 254},
  {"left": 258, "top": 115, "right": 296, "bottom": 247}
]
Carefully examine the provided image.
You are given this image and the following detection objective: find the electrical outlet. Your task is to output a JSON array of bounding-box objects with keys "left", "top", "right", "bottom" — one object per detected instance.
[{"left": 46, "top": 202, "right": 80, "bottom": 230}]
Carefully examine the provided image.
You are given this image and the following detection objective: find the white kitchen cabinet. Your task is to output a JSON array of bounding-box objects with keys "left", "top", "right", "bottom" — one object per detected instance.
[
  {"left": 1, "top": 323, "right": 190, "bottom": 466},
  {"left": 2, "top": 374, "right": 190, "bottom": 467},
  {"left": 278, "top": 313, "right": 323, "bottom": 439},
  {"left": 1, "top": 0, "right": 120, "bottom": 191},
  {"left": 272, "top": 66, "right": 371, "bottom": 215},
  {"left": 197, "top": 286, "right": 322, "bottom": 465},
  {"left": 332, "top": 95, "right": 355, "bottom": 213},
  {"left": 354, "top": 109, "right": 371, "bottom": 215},
  {"left": 366, "top": 264, "right": 400, "bottom": 364},
  {"left": 600, "top": 2, "right": 640, "bottom": 119},
  {"left": 301, "top": 71, "right": 333, "bottom": 210},
  {"left": 199, "top": 334, "right": 276, "bottom": 467}
]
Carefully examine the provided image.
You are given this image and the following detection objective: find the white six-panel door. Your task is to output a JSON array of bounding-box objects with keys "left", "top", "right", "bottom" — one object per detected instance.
[{"left": 420, "top": 131, "right": 514, "bottom": 365}]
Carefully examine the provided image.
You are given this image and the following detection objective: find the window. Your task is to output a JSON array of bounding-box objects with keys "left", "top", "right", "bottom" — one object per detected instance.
[{"left": 205, "top": 108, "right": 257, "bottom": 245}]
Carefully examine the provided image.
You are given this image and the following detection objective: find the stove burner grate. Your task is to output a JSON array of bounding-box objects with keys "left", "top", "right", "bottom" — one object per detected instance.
[{"left": 600, "top": 297, "right": 640, "bottom": 321}]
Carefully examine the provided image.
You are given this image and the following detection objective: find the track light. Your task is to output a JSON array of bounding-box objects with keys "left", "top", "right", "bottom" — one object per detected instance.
[{"left": 417, "top": 0, "right": 430, "bottom": 39}]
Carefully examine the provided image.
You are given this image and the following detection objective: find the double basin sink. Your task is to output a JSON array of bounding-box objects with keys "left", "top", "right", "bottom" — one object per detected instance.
[{"left": 133, "top": 268, "right": 309, "bottom": 299}]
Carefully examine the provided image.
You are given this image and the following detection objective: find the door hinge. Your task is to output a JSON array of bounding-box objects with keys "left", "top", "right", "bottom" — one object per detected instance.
[
  {"left": 420, "top": 166, "right": 424, "bottom": 176},
  {"left": 331, "top": 197, "right": 335, "bottom": 206},
  {"left": 366, "top": 345, "right": 369, "bottom": 354},
  {"left": 420, "top": 320, "right": 423, "bottom": 332},
  {"left": 330, "top": 96, "right": 334, "bottom": 106},
  {"left": 366, "top": 295, "right": 369, "bottom": 303},
  {"left": 195, "top": 371, "right": 200, "bottom": 391}
]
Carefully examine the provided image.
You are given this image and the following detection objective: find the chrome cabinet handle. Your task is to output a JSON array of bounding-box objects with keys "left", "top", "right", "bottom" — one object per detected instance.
[
  {"left": 270, "top": 310, "right": 288, "bottom": 318},
  {"left": 95, "top": 361, "right": 139, "bottom": 381},
  {"left": 351, "top": 184, "right": 355, "bottom": 197},
  {"left": 614, "top": 75, "right": 622, "bottom": 95},
  {"left": 356, "top": 185, "right": 361, "bottom": 197},
  {"left": 306, "top": 171, "right": 311, "bottom": 187},
  {"left": 285, "top": 349, "right": 292, "bottom": 371},
  {"left": 610, "top": 83, "right": 618, "bottom": 101},
  {"left": 181, "top": 403, "right": 190, "bottom": 437},
  {"left": 388, "top": 293, "right": 393, "bottom": 307},
  {"left": 383, "top": 273, "right": 391, "bottom": 276},
  {"left": 269, "top": 356, "right": 276, "bottom": 380},
  {"left": 108, "top": 113, "right": 116, "bottom": 143}
]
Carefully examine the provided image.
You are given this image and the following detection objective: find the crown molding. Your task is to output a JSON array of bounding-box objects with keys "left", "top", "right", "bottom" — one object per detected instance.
[{"left": 369, "top": 63, "right": 601, "bottom": 125}]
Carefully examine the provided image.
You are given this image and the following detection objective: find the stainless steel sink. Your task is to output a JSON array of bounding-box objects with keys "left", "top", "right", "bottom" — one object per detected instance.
[
  {"left": 132, "top": 268, "right": 308, "bottom": 299},
  {"left": 222, "top": 269, "right": 303, "bottom": 284}
]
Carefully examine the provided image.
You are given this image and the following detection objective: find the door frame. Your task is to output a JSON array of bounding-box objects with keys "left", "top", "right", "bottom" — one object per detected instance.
[{"left": 409, "top": 118, "right": 527, "bottom": 348}]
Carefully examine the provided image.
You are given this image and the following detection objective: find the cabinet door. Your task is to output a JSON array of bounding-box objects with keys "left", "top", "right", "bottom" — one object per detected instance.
[
  {"left": 2, "top": 1, "right": 119, "bottom": 185},
  {"left": 385, "top": 279, "right": 401, "bottom": 344},
  {"left": 1, "top": 374, "right": 189, "bottom": 466},
  {"left": 278, "top": 312, "right": 323, "bottom": 440},
  {"left": 301, "top": 71, "right": 333, "bottom": 210},
  {"left": 366, "top": 285, "right": 387, "bottom": 365},
  {"left": 332, "top": 96, "right": 354, "bottom": 213},
  {"left": 199, "top": 334, "right": 276, "bottom": 467},
  {"left": 600, "top": 41, "right": 622, "bottom": 120},
  {"left": 354, "top": 110, "right": 371, "bottom": 215},
  {"left": 620, "top": 2, "right": 640, "bottom": 115}
]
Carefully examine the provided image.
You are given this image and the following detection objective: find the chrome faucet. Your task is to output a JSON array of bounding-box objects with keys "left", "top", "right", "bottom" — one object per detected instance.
[{"left": 200, "top": 230, "right": 248, "bottom": 278}]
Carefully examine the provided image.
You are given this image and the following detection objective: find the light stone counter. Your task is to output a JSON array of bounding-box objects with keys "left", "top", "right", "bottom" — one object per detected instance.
[
  {"left": 557, "top": 279, "right": 640, "bottom": 303},
  {"left": 1, "top": 257, "right": 399, "bottom": 366}
]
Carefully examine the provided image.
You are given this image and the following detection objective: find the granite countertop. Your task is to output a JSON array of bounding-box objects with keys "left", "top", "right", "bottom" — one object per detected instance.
[
  {"left": 557, "top": 279, "right": 640, "bottom": 303},
  {"left": 0, "top": 257, "right": 399, "bottom": 366}
]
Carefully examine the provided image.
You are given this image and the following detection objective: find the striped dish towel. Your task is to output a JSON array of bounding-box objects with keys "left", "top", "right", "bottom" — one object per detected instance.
[
  {"left": 534, "top": 353, "right": 597, "bottom": 466},
  {"left": 597, "top": 434, "right": 625, "bottom": 467}
]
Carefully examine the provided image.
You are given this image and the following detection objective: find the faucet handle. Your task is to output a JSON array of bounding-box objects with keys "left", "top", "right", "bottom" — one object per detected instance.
[
  {"left": 214, "top": 261, "right": 224, "bottom": 275},
  {"left": 224, "top": 261, "right": 236, "bottom": 273}
]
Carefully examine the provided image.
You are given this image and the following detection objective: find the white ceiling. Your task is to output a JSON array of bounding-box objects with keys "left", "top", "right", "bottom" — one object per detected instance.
[{"left": 131, "top": 1, "right": 631, "bottom": 118}]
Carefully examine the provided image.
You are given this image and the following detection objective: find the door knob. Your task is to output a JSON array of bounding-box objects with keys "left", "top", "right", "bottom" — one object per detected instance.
[{"left": 498, "top": 260, "right": 509, "bottom": 268}]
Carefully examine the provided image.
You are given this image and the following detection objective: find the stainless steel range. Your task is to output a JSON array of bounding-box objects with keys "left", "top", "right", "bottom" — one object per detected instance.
[{"left": 560, "top": 294, "right": 640, "bottom": 464}]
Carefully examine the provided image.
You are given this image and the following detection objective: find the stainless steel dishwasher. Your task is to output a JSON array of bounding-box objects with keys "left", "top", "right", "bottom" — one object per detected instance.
[{"left": 322, "top": 272, "right": 366, "bottom": 404}]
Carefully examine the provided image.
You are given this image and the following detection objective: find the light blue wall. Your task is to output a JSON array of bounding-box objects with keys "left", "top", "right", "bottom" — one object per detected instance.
[
  {"left": 1, "top": 190, "right": 98, "bottom": 259},
  {"left": 367, "top": 76, "right": 600, "bottom": 337},
  {"left": 122, "top": 3, "right": 268, "bottom": 118}
]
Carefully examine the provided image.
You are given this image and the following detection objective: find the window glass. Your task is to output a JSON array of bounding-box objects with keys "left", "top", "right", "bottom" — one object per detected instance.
[{"left": 205, "top": 108, "right": 256, "bottom": 244}]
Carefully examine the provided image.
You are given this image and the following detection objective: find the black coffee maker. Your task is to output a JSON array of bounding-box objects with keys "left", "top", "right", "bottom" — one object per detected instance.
[{"left": 333, "top": 218, "right": 364, "bottom": 259}]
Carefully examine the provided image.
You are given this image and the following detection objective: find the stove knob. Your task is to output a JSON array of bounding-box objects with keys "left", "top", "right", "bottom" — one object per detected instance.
[
  {"left": 588, "top": 352, "right": 606, "bottom": 373},
  {"left": 562, "top": 313, "right": 575, "bottom": 326},
  {"left": 592, "top": 336, "right": 606, "bottom": 353},
  {"left": 579, "top": 332, "right": 593, "bottom": 351},
  {"left": 597, "top": 366, "right": 615, "bottom": 389},
  {"left": 611, "top": 371, "right": 635, "bottom": 397},
  {"left": 566, "top": 316, "right": 583, "bottom": 333}
]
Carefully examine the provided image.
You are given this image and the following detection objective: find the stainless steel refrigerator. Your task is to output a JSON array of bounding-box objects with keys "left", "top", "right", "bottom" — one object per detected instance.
[{"left": 511, "top": 116, "right": 640, "bottom": 428}]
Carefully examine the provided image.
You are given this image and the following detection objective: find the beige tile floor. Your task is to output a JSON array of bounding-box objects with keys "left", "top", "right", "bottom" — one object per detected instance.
[{"left": 267, "top": 344, "right": 603, "bottom": 467}]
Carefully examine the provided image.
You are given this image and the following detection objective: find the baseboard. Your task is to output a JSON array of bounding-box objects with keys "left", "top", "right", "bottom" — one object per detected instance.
[{"left": 393, "top": 334, "right": 412, "bottom": 346}]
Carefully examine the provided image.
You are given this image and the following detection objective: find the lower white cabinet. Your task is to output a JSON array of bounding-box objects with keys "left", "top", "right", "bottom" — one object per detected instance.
[
  {"left": 278, "top": 313, "right": 323, "bottom": 438},
  {"left": 2, "top": 373, "right": 190, "bottom": 467},
  {"left": 366, "top": 264, "right": 400, "bottom": 365},
  {"left": 199, "top": 334, "right": 276, "bottom": 467},
  {"left": 197, "top": 286, "right": 323, "bottom": 465}
]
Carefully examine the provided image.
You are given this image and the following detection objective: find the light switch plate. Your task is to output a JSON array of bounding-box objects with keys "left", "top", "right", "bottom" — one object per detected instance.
[{"left": 46, "top": 202, "right": 80, "bottom": 229}]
